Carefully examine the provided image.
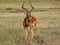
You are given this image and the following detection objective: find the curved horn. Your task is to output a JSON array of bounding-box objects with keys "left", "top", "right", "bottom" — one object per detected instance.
[
  {"left": 22, "top": 2, "right": 28, "bottom": 12},
  {"left": 29, "top": 2, "right": 34, "bottom": 12}
]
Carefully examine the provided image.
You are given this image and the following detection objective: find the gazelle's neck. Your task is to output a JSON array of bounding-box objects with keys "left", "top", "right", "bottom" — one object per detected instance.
[
  {"left": 26, "top": 11, "right": 31, "bottom": 18},
  {"left": 26, "top": 14, "right": 31, "bottom": 18}
]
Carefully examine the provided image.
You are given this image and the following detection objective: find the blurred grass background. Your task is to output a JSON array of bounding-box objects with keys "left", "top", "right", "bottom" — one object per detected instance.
[
  {"left": 0, "top": 0, "right": 60, "bottom": 3},
  {"left": 0, "top": 0, "right": 60, "bottom": 45}
]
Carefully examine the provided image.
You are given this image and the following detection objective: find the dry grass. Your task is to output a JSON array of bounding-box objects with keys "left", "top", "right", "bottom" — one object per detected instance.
[{"left": 0, "top": 2, "right": 60, "bottom": 45}]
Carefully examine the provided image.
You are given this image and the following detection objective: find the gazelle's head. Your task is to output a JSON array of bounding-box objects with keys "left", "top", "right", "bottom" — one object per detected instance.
[{"left": 22, "top": 2, "right": 34, "bottom": 17}]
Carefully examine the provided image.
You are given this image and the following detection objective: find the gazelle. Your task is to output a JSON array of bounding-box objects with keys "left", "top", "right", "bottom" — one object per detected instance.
[{"left": 22, "top": 2, "right": 37, "bottom": 39}]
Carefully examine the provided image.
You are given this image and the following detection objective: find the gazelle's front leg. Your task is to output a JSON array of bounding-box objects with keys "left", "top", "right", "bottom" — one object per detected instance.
[
  {"left": 24, "top": 28, "right": 28, "bottom": 39},
  {"left": 25, "top": 27, "right": 31, "bottom": 39},
  {"left": 27, "top": 27, "right": 31, "bottom": 38}
]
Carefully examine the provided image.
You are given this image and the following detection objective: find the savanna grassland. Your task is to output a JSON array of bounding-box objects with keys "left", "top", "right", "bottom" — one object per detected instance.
[{"left": 0, "top": 0, "right": 60, "bottom": 45}]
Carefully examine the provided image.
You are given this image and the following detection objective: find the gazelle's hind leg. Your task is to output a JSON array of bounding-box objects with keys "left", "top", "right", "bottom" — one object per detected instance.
[
  {"left": 31, "top": 29, "right": 34, "bottom": 39},
  {"left": 34, "top": 25, "right": 36, "bottom": 33},
  {"left": 33, "top": 24, "right": 36, "bottom": 38},
  {"left": 34, "top": 23, "right": 36, "bottom": 32}
]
